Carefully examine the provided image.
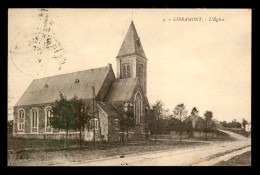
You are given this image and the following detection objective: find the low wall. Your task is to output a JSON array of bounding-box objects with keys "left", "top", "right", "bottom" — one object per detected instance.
[
  {"left": 117, "top": 132, "right": 149, "bottom": 142},
  {"left": 13, "top": 133, "right": 80, "bottom": 140},
  {"left": 193, "top": 131, "right": 217, "bottom": 138},
  {"left": 170, "top": 131, "right": 189, "bottom": 139},
  {"left": 13, "top": 132, "right": 149, "bottom": 142},
  {"left": 151, "top": 131, "right": 219, "bottom": 140}
]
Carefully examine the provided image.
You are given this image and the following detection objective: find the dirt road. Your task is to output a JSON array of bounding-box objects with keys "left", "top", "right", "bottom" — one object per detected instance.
[{"left": 54, "top": 130, "right": 250, "bottom": 166}]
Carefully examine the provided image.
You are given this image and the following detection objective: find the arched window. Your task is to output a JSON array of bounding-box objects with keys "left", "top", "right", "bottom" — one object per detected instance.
[
  {"left": 127, "top": 65, "right": 130, "bottom": 78},
  {"left": 134, "top": 92, "right": 142, "bottom": 125},
  {"left": 138, "top": 65, "right": 144, "bottom": 87},
  {"left": 18, "top": 108, "right": 25, "bottom": 133},
  {"left": 45, "top": 106, "right": 53, "bottom": 133},
  {"left": 31, "top": 108, "right": 38, "bottom": 133},
  {"left": 19, "top": 109, "right": 25, "bottom": 119},
  {"left": 122, "top": 64, "right": 131, "bottom": 78},
  {"left": 122, "top": 64, "right": 127, "bottom": 78}
]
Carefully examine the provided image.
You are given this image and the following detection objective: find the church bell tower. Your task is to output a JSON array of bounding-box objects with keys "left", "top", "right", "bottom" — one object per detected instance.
[{"left": 116, "top": 21, "right": 147, "bottom": 96}]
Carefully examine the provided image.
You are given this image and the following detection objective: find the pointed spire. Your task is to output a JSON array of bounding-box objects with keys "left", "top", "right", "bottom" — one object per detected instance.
[{"left": 116, "top": 21, "right": 146, "bottom": 59}]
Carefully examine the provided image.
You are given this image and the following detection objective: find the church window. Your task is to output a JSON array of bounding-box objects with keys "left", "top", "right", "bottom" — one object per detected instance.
[
  {"left": 123, "top": 65, "right": 127, "bottom": 78},
  {"left": 139, "top": 65, "right": 144, "bottom": 79},
  {"left": 138, "top": 65, "right": 144, "bottom": 88},
  {"left": 122, "top": 64, "right": 131, "bottom": 78},
  {"left": 19, "top": 109, "right": 24, "bottom": 119},
  {"left": 18, "top": 109, "right": 25, "bottom": 133},
  {"left": 134, "top": 92, "right": 142, "bottom": 125},
  {"left": 19, "top": 123, "right": 24, "bottom": 130},
  {"left": 45, "top": 106, "right": 53, "bottom": 132},
  {"left": 31, "top": 108, "right": 38, "bottom": 133},
  {"left": 127, "top": 65, "right": 130, "bottom": 78}
]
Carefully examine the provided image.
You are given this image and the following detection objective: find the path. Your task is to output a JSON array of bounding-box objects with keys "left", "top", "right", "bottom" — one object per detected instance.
[{"left": 53, "top": 130, "right": 250, "bottom": 166}]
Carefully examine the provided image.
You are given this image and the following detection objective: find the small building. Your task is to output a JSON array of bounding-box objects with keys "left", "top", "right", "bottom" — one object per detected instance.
[
  {"left": 185, "top": 115, "right": 204, "bottom": 129},
  {"left": 245, "top": 123, "right": 251, "bottom": 132}
]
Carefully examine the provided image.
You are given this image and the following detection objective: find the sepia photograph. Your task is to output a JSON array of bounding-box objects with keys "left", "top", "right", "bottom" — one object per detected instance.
[{"left": 8, "top": 8, "right": 251, "bottom": 166}]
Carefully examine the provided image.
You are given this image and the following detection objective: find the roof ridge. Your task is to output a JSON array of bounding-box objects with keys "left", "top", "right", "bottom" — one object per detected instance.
[
  {"left": 15, "top": 65, "right": 112, "bottom": 107},
  {"left": 33, "top": 66, "right": 109, "bottom": 80}
]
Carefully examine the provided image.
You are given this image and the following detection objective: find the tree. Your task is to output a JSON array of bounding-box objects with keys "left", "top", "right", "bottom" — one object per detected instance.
[
  {"left": 209, "top": 121, "right": 218, "bottom": 137},
  {"left": 194, "top": 117, "right": 205, "bottom": 131},
  {"left": 232, "top": 121, "right": 242, "bottom": 128},
  {"left": 194, "top": 117, "right": 206, "bottom": 137},
  {"left": 150, "top": 100, "right": 166, "bottom": 142},
  {"left": 204, "top": 111, "right": 213, "bottom": 140},
  {"left": 51, "top": 93, "right": 76, "bottom": 148},
  {"left": 8, "top": 120, "right": 13, "bottom": 135},
  {"left": 173, "top": 103, "right": 188, "bottom": 142},
  {"left": 184, "top": 120, "right": 193, "bottom": 137},
  {"left": 186, "top": 107, "right": 200, "bottom": 137},
  {"left": 72, "top": 97, "right": 91, "bottom": 147},
  {"left": 147, "top": 108, "right": 157, "bottom": 134},
  {"left": 221, "top": 121, "right": 227, "bottom": 128},
  {"left": 190, "top": 107, "right": 199, "bottom": 117},
  {"left": 119, "top": 103, "right": 135, "bottom": 142},
  {"left": 167, "top": 117, "right": 180, "bottom": 132},
  {"left": 222, "top": 120, "right": 242, "bottom": 128}
]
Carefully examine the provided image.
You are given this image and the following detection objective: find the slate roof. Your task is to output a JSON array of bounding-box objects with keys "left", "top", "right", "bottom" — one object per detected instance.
[
  {"left": 15, "top": 66, "right": 111, "bottom": 106},
  {"left": 116, "top": 21, "right": 146, "bottom": 59},
  {"left": 97, "top": 102, "right": 121, "bottom": 118},
  {"left": 104, "top": 78, "right": 138, "bottom": 102}
]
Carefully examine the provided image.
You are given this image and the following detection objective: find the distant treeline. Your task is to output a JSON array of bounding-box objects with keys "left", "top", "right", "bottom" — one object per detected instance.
[{"left": 220, "top": 120, "right": 242, "bottom": 128}]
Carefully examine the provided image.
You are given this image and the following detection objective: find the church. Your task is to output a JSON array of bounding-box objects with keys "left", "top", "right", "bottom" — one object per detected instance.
[{"left": 13, "top": 21, "right": 151, "bottom": 142}]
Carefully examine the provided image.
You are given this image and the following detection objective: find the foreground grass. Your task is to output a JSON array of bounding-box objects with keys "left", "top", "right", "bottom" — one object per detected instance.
[
  {"left": 8, "top": 135, "right": 78, "bottom": 150},
  {"left": 8, "top": 138, "right": 207, "bottom": 166},
  {"left": 214, "top": 151, "right": 251, "bottom": 166}
]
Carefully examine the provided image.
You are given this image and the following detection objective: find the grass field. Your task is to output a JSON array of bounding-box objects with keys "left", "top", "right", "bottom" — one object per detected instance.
[
  {"left": 151, "top": 130, "right": 235, "bottom": 142},
  {"left": 221, "top": 128, "right": 249, "bottom": 137},
  {"left": 7, "top": 136, "right": 207, "bottom": 166},
  {"left": 214, "top": 151, "right": 251, "bottom": 166},
  {"left": 8, "top": 135, "right": 78, "bottom": 150}
]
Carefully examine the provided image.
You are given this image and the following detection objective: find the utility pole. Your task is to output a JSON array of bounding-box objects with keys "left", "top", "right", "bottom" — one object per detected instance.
[
  {"left": 92, "top": 86, "right": 103, "bottom": 142},
  {"left": 92, "top": 86, "right": 95, "bottom": 142},
  {"left": 93, "top": 86, "right": 102, "bottom": 141}
]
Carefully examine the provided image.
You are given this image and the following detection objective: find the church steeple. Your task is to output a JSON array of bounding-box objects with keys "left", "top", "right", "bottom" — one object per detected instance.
[
  {"left": 117, "top": 21, "right": 146, "bottom": 59},
  {"left": 116, "top": 21, "right": 148, "bottom": 96}
]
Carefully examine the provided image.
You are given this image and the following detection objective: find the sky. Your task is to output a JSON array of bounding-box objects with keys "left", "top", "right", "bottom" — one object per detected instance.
[{"left": 8, "top": 9, "right": 251, "bottom": 123}]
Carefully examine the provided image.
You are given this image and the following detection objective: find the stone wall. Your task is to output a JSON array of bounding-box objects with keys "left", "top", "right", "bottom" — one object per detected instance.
[
  {"left": 13, "top": 132, "right": 79, "bottom": 140},
  {"left": 97, "top": 105, "right": 109, "bottom": 141},
  {"left": 107, "top": 109, "right": 121, "bottom": 142},
  {"left": 82, "top": 105, "right": 109, "bottom": 142},
  {"left": 13, "top": 103, "right": 53, "bottom": 135}
]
